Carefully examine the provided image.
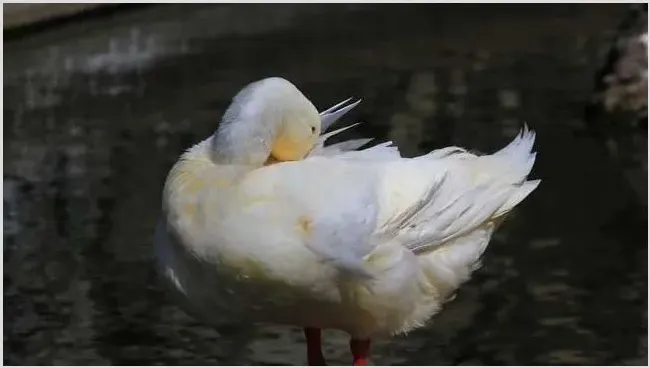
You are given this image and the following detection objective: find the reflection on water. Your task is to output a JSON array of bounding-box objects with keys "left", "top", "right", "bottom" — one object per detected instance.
[{"left": 4, "top": 4, "right": 647, "bottom": 365}]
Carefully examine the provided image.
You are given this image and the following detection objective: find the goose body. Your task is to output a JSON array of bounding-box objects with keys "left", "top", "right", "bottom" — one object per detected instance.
[{"left": 155, "top": 77, "right": 540, "bottom": 364}]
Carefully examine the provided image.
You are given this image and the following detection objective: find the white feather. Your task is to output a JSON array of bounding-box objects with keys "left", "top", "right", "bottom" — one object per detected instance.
[{"left": 156, "top": 80, "right": 540, "bottom": 339}]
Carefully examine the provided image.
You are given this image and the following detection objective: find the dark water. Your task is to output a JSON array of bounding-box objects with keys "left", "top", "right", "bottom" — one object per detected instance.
[{"left": 4, "top": 4, "right": 647, "bottom": 365}]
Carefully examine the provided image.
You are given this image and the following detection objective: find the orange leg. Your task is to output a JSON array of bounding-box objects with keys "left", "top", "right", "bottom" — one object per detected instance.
[
  {"left": 304, "top": 328, "right": 327, "bottom": 366},
  {"left": 350, "top": 338, "right": 371, "bottom": 366}
]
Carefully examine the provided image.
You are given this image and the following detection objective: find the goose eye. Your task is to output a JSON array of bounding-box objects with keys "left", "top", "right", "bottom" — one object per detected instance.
[{"left": 310, "top": 126, "right": 316, "bottom": 134}]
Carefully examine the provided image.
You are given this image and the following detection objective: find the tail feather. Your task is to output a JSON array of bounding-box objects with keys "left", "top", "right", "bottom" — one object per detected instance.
[
  {"left": 495, "top": 179, "right": 541, "bottom": 218},
  {"left": 488, "top": 125, "right": 538, "bottom": 183},
  {"left": 384, "top": 125, "right": 539, "bottom": 255},
  {"left": 494, "top": 123, "right": 536, "bottom": 159},
  {"left": 411, "top": 125, "right": 539, "bottom": 300}
]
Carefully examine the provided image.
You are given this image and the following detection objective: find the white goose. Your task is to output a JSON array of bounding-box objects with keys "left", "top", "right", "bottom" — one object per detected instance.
[{"left": 155, "top": 77, "right": 540, "bottom": 365}]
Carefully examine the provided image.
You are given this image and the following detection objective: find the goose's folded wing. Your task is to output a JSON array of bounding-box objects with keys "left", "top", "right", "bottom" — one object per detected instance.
[
  {"left": 262, "top": 143, "right": 538, "bottom": 278},
  {"left": 288, "top": 160, "right": 508, "bottom": 278}
]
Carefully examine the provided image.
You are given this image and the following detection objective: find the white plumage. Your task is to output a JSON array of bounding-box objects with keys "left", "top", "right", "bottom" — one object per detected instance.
[{"left": 155, "top": 77, "right": 540, "bottom": 362}]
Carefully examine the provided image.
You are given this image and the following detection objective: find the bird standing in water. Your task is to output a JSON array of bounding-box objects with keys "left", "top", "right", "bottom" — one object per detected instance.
[{"left": 155, "top": 77, "right": 540, "bottom": 365}]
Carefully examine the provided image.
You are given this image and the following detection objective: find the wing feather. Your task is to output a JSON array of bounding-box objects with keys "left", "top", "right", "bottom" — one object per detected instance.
[{"left": 260, "top": 126, "right": 538, "bottom": 279}]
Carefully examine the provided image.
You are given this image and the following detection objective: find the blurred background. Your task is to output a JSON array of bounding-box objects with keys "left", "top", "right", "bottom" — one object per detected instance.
[{"left": 3, "top": 3, "right": 647, "bottom": 365}]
